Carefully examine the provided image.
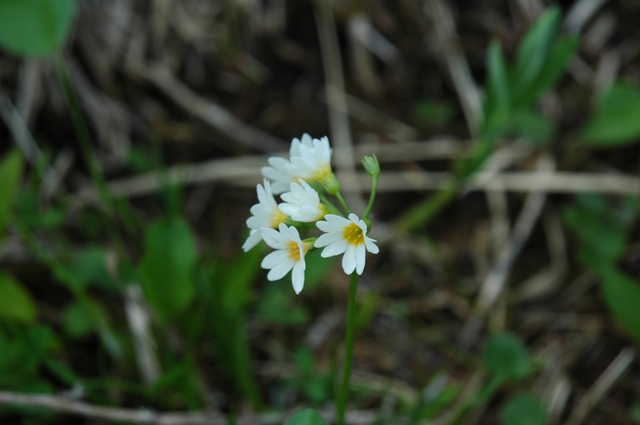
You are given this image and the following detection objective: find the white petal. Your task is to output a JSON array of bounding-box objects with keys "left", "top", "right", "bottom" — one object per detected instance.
[
  {"left": 320, "top": 240, "right": 348, "bottom": 257},
  {"left": 316, "top": 220, "right": 341, "bottom": 233},
  {"left": 342, "top": 245, "right": 357, "bottom": 275},
  {"left": 271, "top": 182, "right": 291, "bottom": 194},
  {"left": 325, "top": 214, "right": 350, "bottom": 225},
  {"left": 267, "top": 259, "right": 294, "bottom": 281},
  {"left": 365, "top": 237, "right": 379, "bottom": 254},
  {"left": 261, "top": 249, "right": 289, "bottom": 269},
  {"left": 278, "top": 203, "right": 297, "bottom": 217},
  {"left": 355, "top": 244, "right": 366, "bottom": 275},
  {"left": 291, "top": 261, "right": 305, "bottom": 294},
  {"left": 314, "top": 232, "right": 343, "bottom": 247},
  {"left": 242, "top": 230, "right": 262, "bottom": 252},
  {"left": 261, "top": 227, "right": 287, "bottom": 249}
]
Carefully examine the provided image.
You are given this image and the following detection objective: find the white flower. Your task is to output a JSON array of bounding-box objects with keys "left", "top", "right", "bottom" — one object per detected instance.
[
  {"left": 242, "top": 179, "right": 288, "bottom": 252},
  {"left": 314, "top": 213, "right": 379, "bottom": 275},
  {"left": 285, "top": 135, "right": 333, "bottom": 186},
  {"left": 278, "top": 180, "right": 327, "bottom": 223},
  {"left": 260, "top": 223, "right": 310, "bottom": 294},
  {"left": 261, "top": 134, "right": 315, "bottom": 194}
]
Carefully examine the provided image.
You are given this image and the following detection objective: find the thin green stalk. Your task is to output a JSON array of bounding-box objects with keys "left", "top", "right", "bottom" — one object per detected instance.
[
  {"left": 337, "top": 272, "right": 358, "bottom": 425},
  {"left": 335, "top": 191, "right": 351, "bottom": 215},
  {"left": 319, "top": 192, "right": 344, "bottom": 216},
  {"left": 362, "top": 175, "right": 378, "bottom": 220},
  {"left": 394, "top": 179, "right": 459, "bottom": 232},
  {"left": 52, "top": 53, "right": 137, "bottom": 241}
]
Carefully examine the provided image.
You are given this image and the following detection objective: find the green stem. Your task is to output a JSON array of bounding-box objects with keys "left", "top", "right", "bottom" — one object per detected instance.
[
  {"left": 337, "top": 272, "right": 358, "bottom": 425},
  {"left": 394, "top": 179, "right": 459, "bottom": 232},
  {"left": 52, "top": 53, "right": 137, "bottom": 241},
  {"left": 319, "top": 192, "right": 344, "bottom": 216},
  {"left": 362, "top": 175, "right": 378, "bottom": 220},
  {"left": 335, "top": 191, "right": 351, "bottom": 215}
]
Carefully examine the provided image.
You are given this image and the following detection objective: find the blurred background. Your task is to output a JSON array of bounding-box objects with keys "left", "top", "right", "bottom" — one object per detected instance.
[{"left": 1, "top": 0, "right": 640, "bottom": 424}]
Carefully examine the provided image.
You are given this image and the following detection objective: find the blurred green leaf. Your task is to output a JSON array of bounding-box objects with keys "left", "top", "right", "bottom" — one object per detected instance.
[
  {"left": 512, "top": 6, "right": 561, "bottom": 98},
  {"left": 0, "top": 272, "right": 37, "bottom": 323},
  {"left": 283, "top": 409, "right": 328, "bottom": 425},
  {"left": 257, "top": 283, "right": 309, "bottom": 326},
  {"left": 62, "top": 302, "right": 94, "bottom": 338},
  {"left": 62, "top": 247, "right": 115, "bottom": 291},
  {"left": 0, "top": 0, "right": 76, "bottom": 56},
  {"left": 501, "top": 393, "right": 546, "bottom": 425},
  {"left": 415, "top": 100, "right": 454, "bottom": 124},
  {"left": 509, "top": 110, "right": 555, "bottom": 145},
  {"left": 0, "top": 149, "right": 24, "bottom": 239},
  {"left": 583, "top": 82, "right": 640, "bottom": 147},
  {"left": 218, "top": 247, "right": 262, "bottom": 314},
  {"left": 139, "top": 217, "right": 197, "bottom": 322},
  {"left": 521, "top": 35, "right": 579, "bottom": 105},
  {"left": 563, "top": 194, "right": 628, "bottom": 266},
  {"left": 485, "top": 40, "right": 511, "bottom": 125},
  {"left": 483, "top": 334, "right": 532, "bottom": 381},
  {"left": 598, "top": 266, "right": 640, "bottom": 344}
]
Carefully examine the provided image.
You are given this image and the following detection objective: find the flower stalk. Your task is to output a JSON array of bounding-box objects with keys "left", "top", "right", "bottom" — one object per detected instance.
[{"left": 337, "top": 272, "right": 358, "bottom": 425}]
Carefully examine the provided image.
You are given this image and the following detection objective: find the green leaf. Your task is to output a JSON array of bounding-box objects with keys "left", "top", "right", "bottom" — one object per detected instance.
[
  {"left": 62, "top": 302, "right": 94, "bottom": 338},
  {"left": 583, "top": 82, "right": 640, "bottom": 147},
  {"left": 283, "top": 409, "right": 328, "bottom": 425},
  {"left": 509, "top": 110, "right": 555, "bottom": 145},
  {"left": 484, "top": 40, "right": 511, "bottom": 125},
  {"left": 521, "top": 35, "right": 579, "bottom": 105},
  {"left": 257, "top": 283, "right": 309, "bottom": 326},
  {"left": 563, "top": 194, "right": 628, "bottom": 266},
  {"left": 501, "top": 393, "right": 546, "bottom": 425},
  {"left": 512, "top": 6, "right": 561, "bottom": 99},
  {"left": 0, "top": 149, "right": 24, "bottom": 239},
  {"left": 218, "top": 247, "right": 262, "bottom": 314},
  {"left": 0, "top": 0, "right": 76, "bottom": 56},
  {"left": 139, "top": 217, "right": 198, "bottom": 322},
  {"left": 483, "top": 334, "right": 532, "bottom": 381},
  {"left": 0, "top": 272, "right": 37, "bottom": 323},
  {"left": 598, "top": 266, "right": 640, "bottom": 344}
]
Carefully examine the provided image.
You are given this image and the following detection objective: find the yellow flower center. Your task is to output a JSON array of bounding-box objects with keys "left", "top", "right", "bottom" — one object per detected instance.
[
  {"left": 310, "top": 163, "right": 333, "bottom": 185},
  {"left": 270, "top": 209, "right": 287, "bottom": 228},
  {"left": 286, "top": 240, "right": 310, "bottom": 262},
  {"left": 343, "top": 223, "right": 364, "bottom": 246}
]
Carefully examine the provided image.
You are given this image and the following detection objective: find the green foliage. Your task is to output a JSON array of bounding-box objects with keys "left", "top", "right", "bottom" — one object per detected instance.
[
  {"left": 0, "top": 149, "right": 24, "bottom": 239},
  {"left": 0, "top": 0, "right": 76, "bottom": 56},
  {"left": 583, "top": 82, "right": 640, "bottom": 147},
  {"left": 284, "top": 346, "right": 331, "bottom": 406},
  {"left": 563, "top": 194, "right": 640, "bottom": 344},
  {"left": 257, "top": 283, "right": 309, "bottom": 326},
  {"left": 598, "top": 266, "right": 640, "bottom": 343},
  {"left": 482, "top": 5, "right": 577, "bottom": 145},
  {"left": 501, "top": 393, "right": 546, "bottom": 425},
  {"left": 199, "top": 248, "right": 264, "bottom": 408},
  {"left": 415, "top": 101, "right": 454, "bottom": 125},
  {"left": 483, "top": 334, "right": 533, "bottom": 381},
  {"left": 0, "top": 272, "right": 38, "bottom": 323},
  {"left": 283, "top": 409, "right": 328, "bottom": 425},
  {"left": 0, "top": 325, "right": 57, "bottom": 393},
  {"left": 62, "top": 302, "right": 94, "bottom": 338},
  {"left": 139, "top": 217, "right": 197, "bottom": 322}
]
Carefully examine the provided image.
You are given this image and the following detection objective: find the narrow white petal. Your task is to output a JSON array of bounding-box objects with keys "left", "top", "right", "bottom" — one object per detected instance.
[
  {"left": 314, "top": 232, "right": 342, "bottom": 246},
  {"left": 355, "top": 244, "right": 366, "bottom": 275},
  {"left": 325, "top": 214, "right": 350, "bottom": 225},
  {"left": 342, "top": 245, "right": 357, "bottom": 275},
  {"left": 267, "top": 260, "right": 294, "bottom": 281},
  {"left": 261, "top": 227, "right": 287, "bottom": 249},
  {"left": 291, "top": 261, "right": 305, "bottom": 294},
  {"left": 261, "top": 249, "right": 289, "bottom": 269},
  {"left": 242, "top": 230, "right": 262, "bottom": 252},
  {"left": 316, "top": 220, "right": 342, "bottom": 233},
  {"left": 320, "top": 240, "right": 349, "bottom": 257},
  {"left": 365, "top": 237, "right": 379, "bottom": 254}
]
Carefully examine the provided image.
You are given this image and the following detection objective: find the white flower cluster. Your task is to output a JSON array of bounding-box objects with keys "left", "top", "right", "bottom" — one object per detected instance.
[{"left": 243, "top": 134, "right": 379, "bottom": 294}]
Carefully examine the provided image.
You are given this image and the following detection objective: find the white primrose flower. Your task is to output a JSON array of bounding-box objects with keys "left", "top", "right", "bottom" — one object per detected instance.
[
  {"left": 261, "top": 134, "right": 315, "bottom": 194},
  {"left": 285, "top": 135, "right": 333, "bottom": 186},
  {"left": 279, "top": 180, "right": 327, "bottom": 223},
  {"left": 260, "top": 223, "right": 310, "bottom": 294},
  {"left": 314, "top": 213, "right": 379, "bottom": 275},
  {"left": 242, "top": 179, "right": 288, "bottom": 252}
]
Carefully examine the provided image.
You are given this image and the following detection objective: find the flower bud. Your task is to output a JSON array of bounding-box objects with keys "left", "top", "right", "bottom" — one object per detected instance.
[
  {"left": 322, "top": 173, "right": 341, "bottom": 195},
  {"left": 362, "top": 155, "right": 380, "bottom": 177}
]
